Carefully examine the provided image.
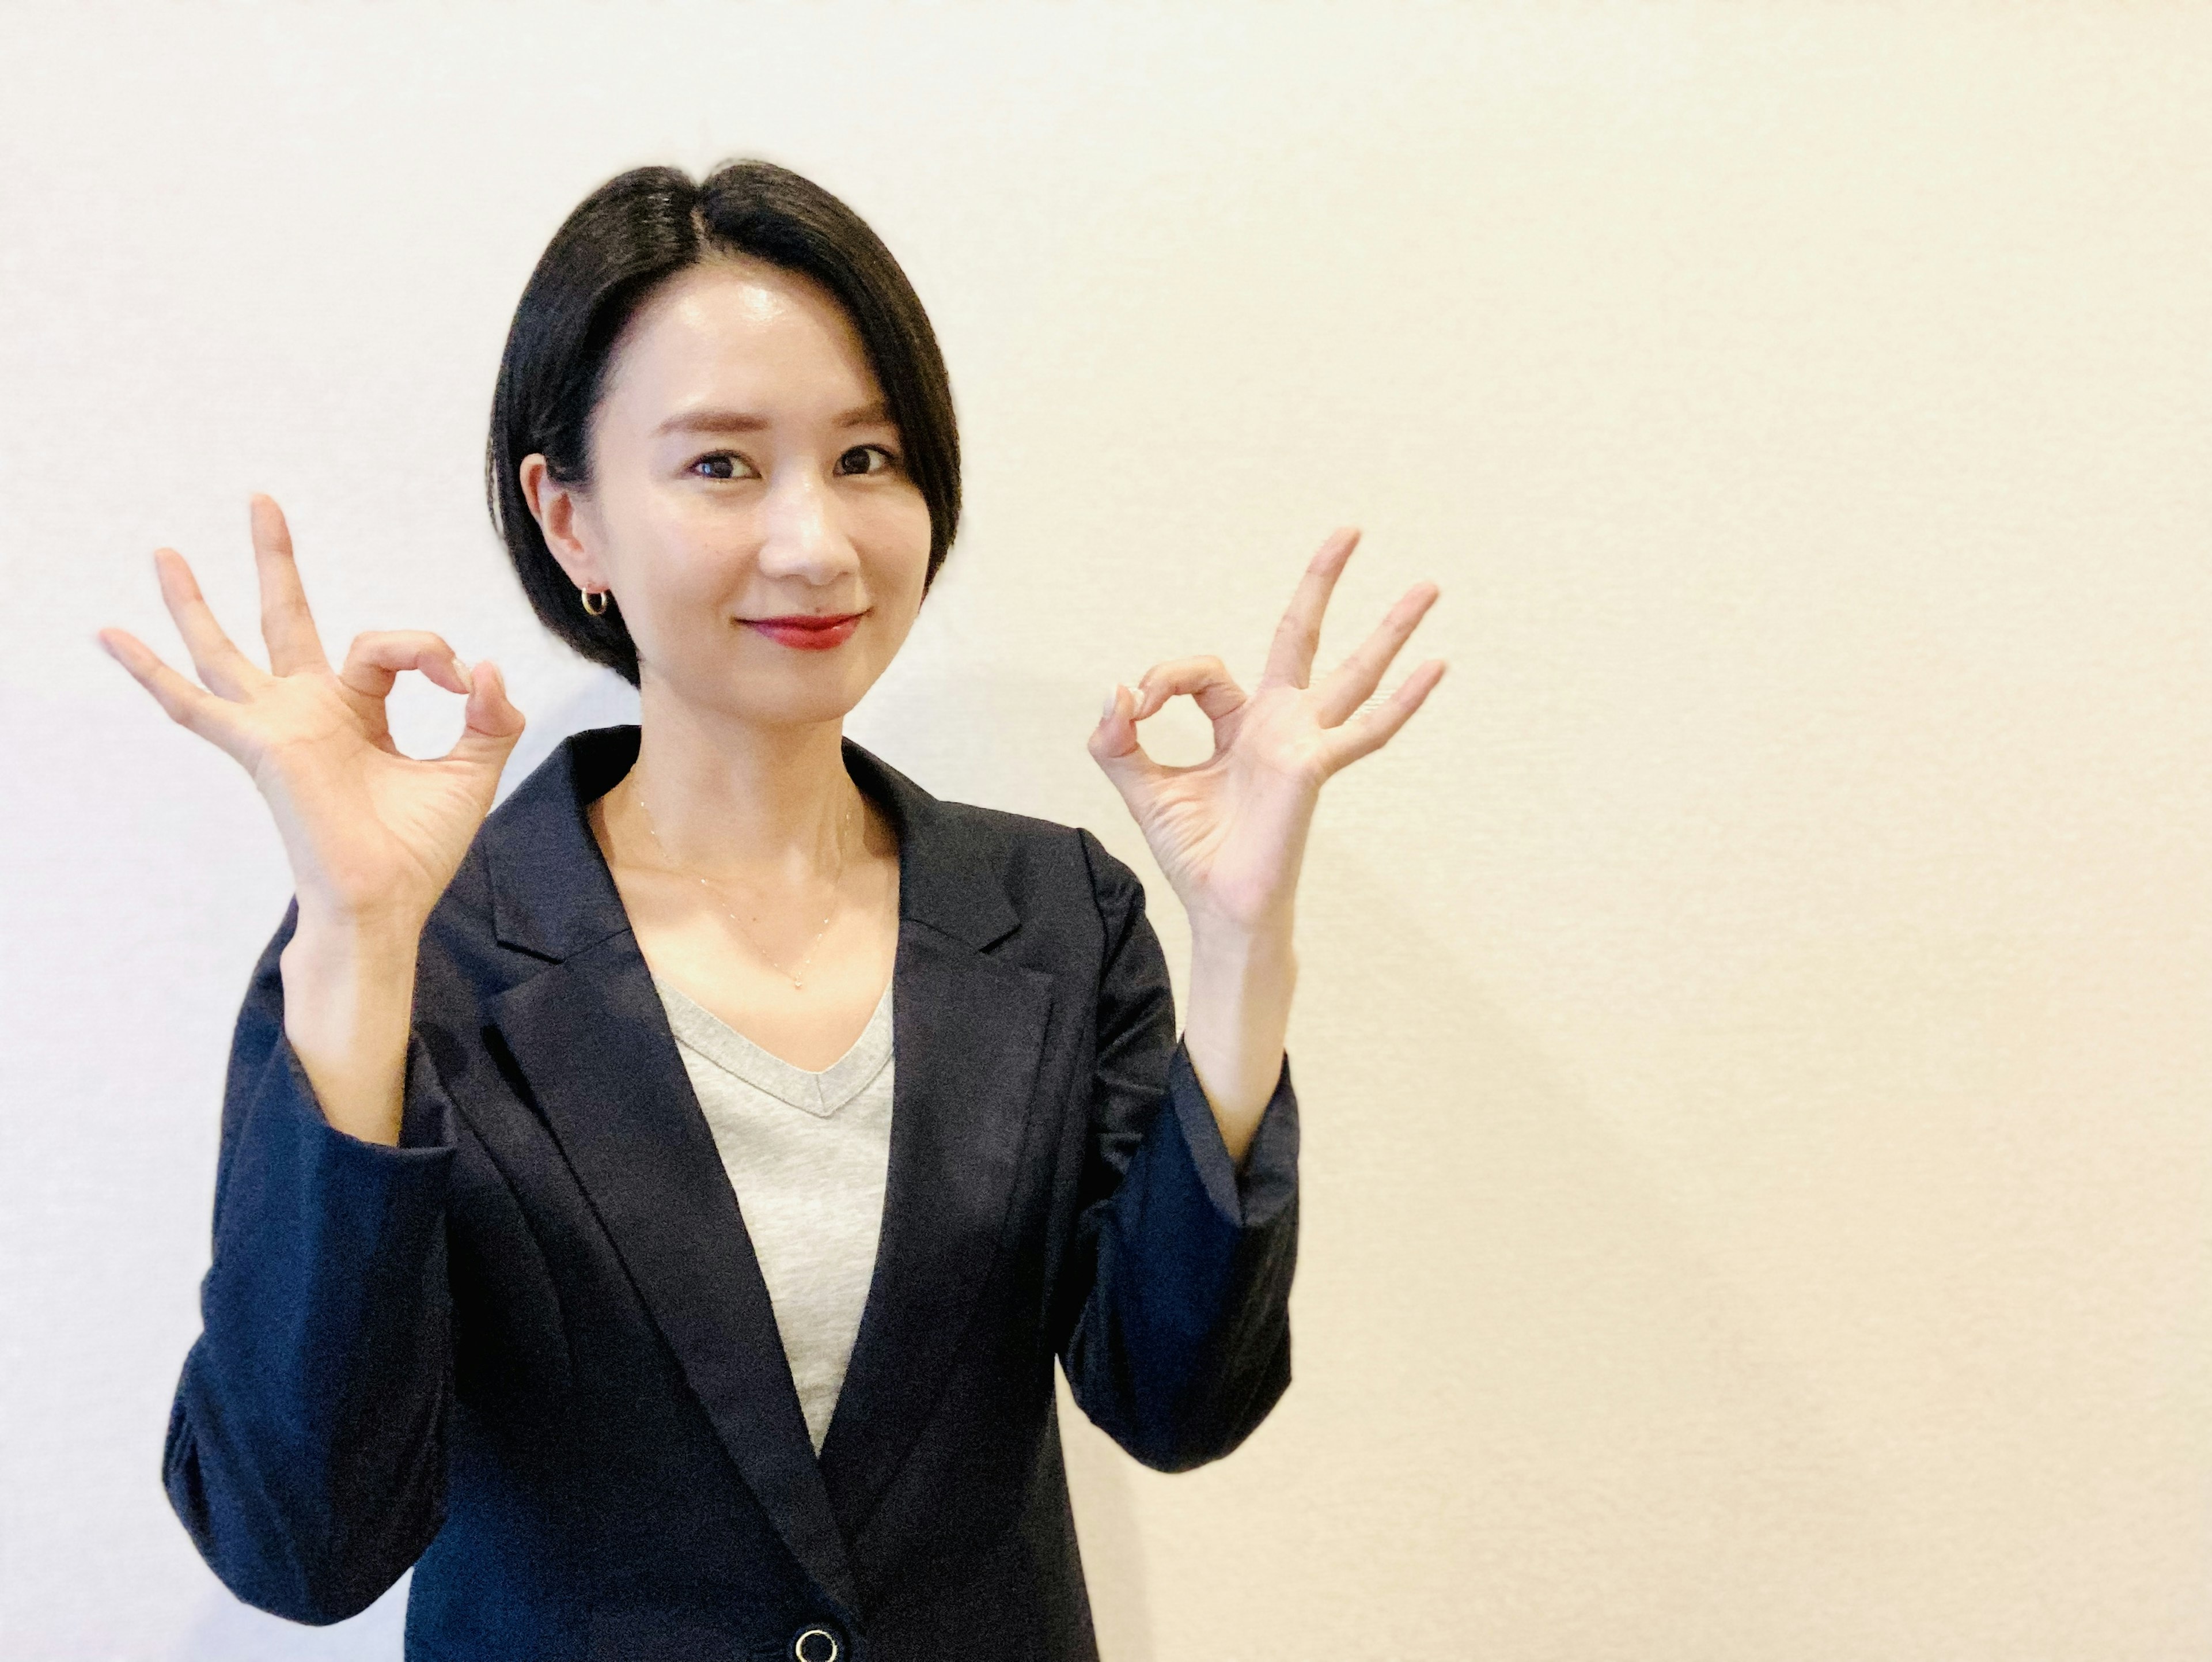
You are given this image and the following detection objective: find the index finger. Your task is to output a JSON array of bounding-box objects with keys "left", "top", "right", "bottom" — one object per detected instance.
[
  {"left": 1260, "top": 527, "right": 1359, "bottom": 690},
  {"left": 250, "top": 494, "right": 329, "bottom": 674}
]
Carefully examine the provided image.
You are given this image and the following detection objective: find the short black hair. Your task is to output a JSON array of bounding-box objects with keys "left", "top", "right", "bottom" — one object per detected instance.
[{"left": 486, "top": 160, "right": 960, "bottom": 686}]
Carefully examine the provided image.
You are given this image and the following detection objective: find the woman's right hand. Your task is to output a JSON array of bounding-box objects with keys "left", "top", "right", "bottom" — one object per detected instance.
[{"left": 97, "top": 494, "right": 528, "bottom": 936}]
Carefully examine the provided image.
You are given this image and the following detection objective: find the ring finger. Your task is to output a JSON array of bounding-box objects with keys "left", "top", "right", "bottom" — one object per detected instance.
[{"left": 156, "top": 547, "right": 268, "bottom": 701}]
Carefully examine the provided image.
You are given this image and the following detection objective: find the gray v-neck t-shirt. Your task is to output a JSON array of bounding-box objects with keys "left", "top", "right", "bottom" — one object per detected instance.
[{"left": 653, "top": 975, "right": 896, "bottom": 1455}]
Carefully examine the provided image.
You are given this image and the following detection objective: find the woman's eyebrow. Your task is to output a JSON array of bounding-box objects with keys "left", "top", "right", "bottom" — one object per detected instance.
[
  {"left": 655, "top": 410, "right": 771, "bottom": 437},
  {"left": 654, "top": 402, "right": 893, "bottom": 438}
]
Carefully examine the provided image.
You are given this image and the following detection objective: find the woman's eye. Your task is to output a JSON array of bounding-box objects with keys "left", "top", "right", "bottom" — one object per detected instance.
[
  {"left": 691, "top": 453, "right": 755, "bottom": 480},
  {"left": 836, "top": 445, "right": 897, "bottom": 476}
]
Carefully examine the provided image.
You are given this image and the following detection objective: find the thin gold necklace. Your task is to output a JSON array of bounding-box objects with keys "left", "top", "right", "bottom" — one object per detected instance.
[{"left": 631, "top": 779, "right": 857, "bottom": 991}]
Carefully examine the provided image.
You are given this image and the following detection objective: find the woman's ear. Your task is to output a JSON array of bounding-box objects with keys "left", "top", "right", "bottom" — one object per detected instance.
[{"left": 519, "top": 454, "right": 602, "bottom": 590}]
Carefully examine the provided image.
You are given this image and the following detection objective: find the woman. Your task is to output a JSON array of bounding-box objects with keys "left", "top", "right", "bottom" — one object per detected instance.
[{"left": 97, "top": 161, "right": 1444, "bottom": 1661}]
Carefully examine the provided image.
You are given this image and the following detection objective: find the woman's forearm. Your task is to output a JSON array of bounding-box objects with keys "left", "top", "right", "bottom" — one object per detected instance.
[
  {"left": 278, "top": 909, "right": 425, "bottom": 1146},
  {"left": 1179, "top": 913, "right": 1297, "bottom": 1169}
]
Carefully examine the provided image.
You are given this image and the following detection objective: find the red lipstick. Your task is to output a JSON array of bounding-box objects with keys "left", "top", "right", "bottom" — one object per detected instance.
[{"left": 743, "top": 612, "right": 863, "bottom": 651}]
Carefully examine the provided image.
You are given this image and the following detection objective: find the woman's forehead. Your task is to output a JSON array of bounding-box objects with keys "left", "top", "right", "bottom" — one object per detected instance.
[{"left": 605, "top": 259, "right": 880, "bottom": 421}]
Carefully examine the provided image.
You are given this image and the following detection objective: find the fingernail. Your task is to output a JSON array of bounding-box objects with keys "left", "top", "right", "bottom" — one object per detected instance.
[
  {"left": 451, "top": 655, "right": 475, "bottom": 694},
  {"left": 1101, "top": 684, "right": 1119, "bottom": 722}
]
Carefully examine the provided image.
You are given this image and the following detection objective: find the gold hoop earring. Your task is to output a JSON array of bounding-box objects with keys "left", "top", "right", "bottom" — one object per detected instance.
[{"left": 579, "top": 587, "right": 609, "bottom": 617}]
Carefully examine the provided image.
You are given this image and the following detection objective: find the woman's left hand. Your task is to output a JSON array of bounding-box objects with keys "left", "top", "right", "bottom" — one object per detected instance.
[{"left": 1087, "top": 527, "right": 1445, "bottom": 940}]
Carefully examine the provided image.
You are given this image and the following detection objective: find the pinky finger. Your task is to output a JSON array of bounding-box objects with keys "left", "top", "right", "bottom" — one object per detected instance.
[
  {"left": 1322, "top": 658, "right": 1448, "bottom": 771},
  {"left": 96, "top": 627, "right": 241, "bottom": 750}
]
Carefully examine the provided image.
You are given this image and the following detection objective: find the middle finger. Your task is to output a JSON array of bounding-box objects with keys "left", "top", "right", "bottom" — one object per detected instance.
[
  {"left": 249, "top": 495, "right": 330, "bottom": 675},
  {"left": 1311, "top": 581, "right": 1441, "bottom": 728}
]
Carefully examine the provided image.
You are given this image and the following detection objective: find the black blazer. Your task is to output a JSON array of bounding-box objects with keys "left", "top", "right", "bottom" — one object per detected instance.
[{"left": 164, "top": 725, "right": 1300, "bottom": 1662}]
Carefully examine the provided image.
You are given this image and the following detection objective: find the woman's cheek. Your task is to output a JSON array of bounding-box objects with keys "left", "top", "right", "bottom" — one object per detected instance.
[{"left": 866, "top": 494, "right": 934, "bottom": 595}]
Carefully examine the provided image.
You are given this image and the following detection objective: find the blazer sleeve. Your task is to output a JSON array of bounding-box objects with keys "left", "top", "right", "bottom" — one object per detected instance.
[
  {"left": 162, "top": 898, "right": 459, "bottom": 1625},
  {"left": 1058, "top": 828, "right": 1301, "bottom": 1472}
]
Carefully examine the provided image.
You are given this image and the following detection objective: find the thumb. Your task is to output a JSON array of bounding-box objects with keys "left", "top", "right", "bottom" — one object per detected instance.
[
  {"left": 1086, "top": 682, "right": 1164, "bottom": 801},
  {"left": 446, "top": 659, "right": 527, "bottom": 773}
]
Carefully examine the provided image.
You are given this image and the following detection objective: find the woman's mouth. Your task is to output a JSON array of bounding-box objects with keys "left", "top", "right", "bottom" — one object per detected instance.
[{"left": 743, "top": 612, "right": 863, "bottom": 651}]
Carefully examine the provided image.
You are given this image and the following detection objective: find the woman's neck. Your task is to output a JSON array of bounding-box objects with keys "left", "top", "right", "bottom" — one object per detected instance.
[{"left": 606, "top": 690, "right": 866, "bottom": 885}]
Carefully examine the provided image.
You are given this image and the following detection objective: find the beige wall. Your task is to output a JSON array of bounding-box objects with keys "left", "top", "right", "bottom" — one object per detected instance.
[{"left": 4, "top": 4, "right": 2207, "bottom": 1657}]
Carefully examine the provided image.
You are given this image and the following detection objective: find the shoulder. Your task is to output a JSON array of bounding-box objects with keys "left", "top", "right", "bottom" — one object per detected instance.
[{"left": 919, "top": 793, "right": 1150, "bottom": 945}]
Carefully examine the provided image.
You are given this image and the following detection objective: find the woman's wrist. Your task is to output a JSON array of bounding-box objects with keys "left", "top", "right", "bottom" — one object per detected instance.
[
  {"left": 279, "top": 911, "right": 425, "bottom": 1146},
  {"left": 1181, "top": 914, "right": 1297, "bottom": 1168}
]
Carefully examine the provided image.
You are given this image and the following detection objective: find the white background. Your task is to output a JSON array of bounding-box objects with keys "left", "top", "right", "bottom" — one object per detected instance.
[{"left": 3, "top": 3, "right": 2208, "bottom": 1658}]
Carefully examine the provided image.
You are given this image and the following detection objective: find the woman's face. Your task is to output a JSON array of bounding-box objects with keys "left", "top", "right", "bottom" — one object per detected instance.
[{"left": 529, "top": 255, "right": 934, "bottom": 726}]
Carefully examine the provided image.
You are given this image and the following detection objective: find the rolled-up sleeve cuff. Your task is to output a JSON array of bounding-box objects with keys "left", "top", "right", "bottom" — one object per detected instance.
[
  {"left": 1165, "top": 1042, "right": 1300, "bottom": 1231},
  {"left": 268, "top": 1029, "right": 459, "bottom": 1156},
  {"left": 210, "top": 1030, "right": 457, "bottom": 1271}
]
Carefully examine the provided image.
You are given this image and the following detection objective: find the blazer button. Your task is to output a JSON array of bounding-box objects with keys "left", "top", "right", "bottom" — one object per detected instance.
[{"left": 792, "top": 1625, "right": 842, "bottom": 1662}]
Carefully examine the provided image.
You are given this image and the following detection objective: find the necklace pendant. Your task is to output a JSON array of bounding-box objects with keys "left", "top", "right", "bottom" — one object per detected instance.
[{"left": 634, "top": 778, "right": 855, "bottom": 996}]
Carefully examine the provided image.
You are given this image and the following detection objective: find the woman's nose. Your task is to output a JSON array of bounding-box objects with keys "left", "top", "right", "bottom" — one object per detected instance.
[{"left": 757, "top": 470, "right": 854, "bottom": 582}]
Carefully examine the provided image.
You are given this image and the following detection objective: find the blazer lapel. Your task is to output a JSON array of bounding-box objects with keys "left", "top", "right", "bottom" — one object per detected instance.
[
  {"left": 488, "top": 945, "right": 861, "bottom": 1614},
  {"left": 813, "top": 916, "right": 1055, "bottom": 1546},
  {"left": 480, "top": 726, "right": 858, "bottom": 1615},
  {"left": 815, "top": 740, "right": 1060, "bottom": 1547},
  {"left": 475, "top": 726, "right": 1054, "bottom": 1607}
]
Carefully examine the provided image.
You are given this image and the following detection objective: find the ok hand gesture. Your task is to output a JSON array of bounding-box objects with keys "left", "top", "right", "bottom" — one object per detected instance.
[
  {"left": 96, "top": 496, "right": 527, "bottom": 935},
  {"left": 1087, "top": 528, "right": 1444, "bottom": 940}
]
